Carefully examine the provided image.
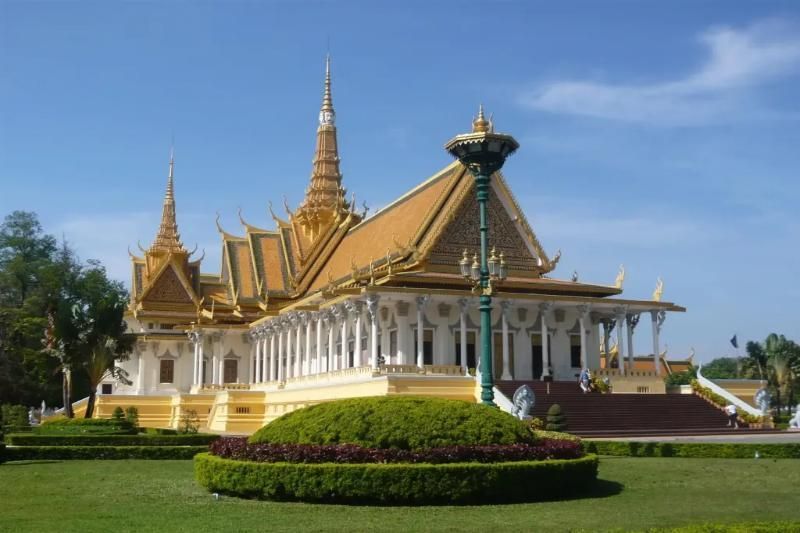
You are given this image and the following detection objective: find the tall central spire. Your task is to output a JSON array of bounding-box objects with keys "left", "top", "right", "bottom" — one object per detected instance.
[
  {"left": 150, "top": 147, "right": 185, "bottom": 253},
  {"left": 295, "top": 54, "right": 348, "bottom": 240}
]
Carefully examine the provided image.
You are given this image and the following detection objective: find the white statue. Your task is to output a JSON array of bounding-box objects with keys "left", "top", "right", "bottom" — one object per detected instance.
[
  {"left": 511, "top": 384, "right": 535, "bottom": 420},
  {"left": 790, "top": 405, "right": 800, "bottom": 430},
  {"left": 754, "top": 388, "right": 771, "bottom": 415}
]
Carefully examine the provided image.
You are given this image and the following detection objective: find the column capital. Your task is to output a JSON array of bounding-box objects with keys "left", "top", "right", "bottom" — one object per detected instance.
[
  {"left": 457, "top": 297, "right": 470, "bottom": 312},
  {"left": 538, "top": 301, "right": 552, "bottom": 312},
  {"left": 626, "top": 312, "right": 641, "bottom": 330},
  {"left": 415, "top": 294, "right": 430, "bottom": 308},
  {"left": 500, "top": 300, "right": 512, "bottom": 313},
  {"left": 577, "top": 303, "right": 591, "bottom": 316},
  {"left": 613, "top": 305, "right": 628, "bottom": 318}
]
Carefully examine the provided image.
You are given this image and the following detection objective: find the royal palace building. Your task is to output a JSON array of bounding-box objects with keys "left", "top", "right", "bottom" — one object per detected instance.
[{"left": 96, "top": 58, "right": 686, "bottom": 432}]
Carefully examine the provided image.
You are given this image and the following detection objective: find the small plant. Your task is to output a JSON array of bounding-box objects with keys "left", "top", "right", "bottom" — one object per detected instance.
[
  {"left": 125, "top": 406, "right": 139, "bottom": 428},
  {"left": 111, "top": 406, "right": 125, "bottom": 422},
  {"left": 546, "top": 404, "right": 568, "bottom": 432},
  {"left": 179, "top": 409, "right": 200, "bottom": 434},
  {"left": 528, "top": 417, "right": 544, "bottom": 431}
]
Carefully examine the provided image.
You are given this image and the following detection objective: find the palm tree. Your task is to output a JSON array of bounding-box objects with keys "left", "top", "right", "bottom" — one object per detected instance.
[
  {"left": 84, "top": 337, "right": 131, "bottom": 418},
  {"left": 765, "top": 334, "right": 798, "bottom": 416}
]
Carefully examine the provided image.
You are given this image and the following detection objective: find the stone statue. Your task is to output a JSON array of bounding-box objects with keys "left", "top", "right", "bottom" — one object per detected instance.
[
  {"left": 789, "top": 406, "right": 800, "bottom": 430},
  {"left": 511, "top": 384, "right": 535, "bottom": 420},
  {"left": 754, "top": 388, "right": 771, "bottom": 415}
]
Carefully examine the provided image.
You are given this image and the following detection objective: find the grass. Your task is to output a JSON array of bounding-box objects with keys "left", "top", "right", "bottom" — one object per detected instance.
[{"left": 0, "top": 457, "right": 798, "bottom": 532}]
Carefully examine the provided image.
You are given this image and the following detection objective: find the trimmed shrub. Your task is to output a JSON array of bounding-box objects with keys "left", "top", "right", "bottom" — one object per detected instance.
[
  {"left": 533, "top": 429, "right": 581, "bottom": 443},
  {"left": 125, "top": 407, "right": 139, "bottom": 427},
  {"left": 1, "top": 404, "right": 30, "bottom": 428},
  {"left": 179, "top": 409, "right": 200, "bottom": 434},
  {"left": 111, "top": 406, "right": 125, "bottom": 422},
  {"left": 546, "top": 404, "right": 567, "bottom": 432},
  {"left": 5, "top": 433, "right": 219, "bottom": 447},
  {"left": 37, "top": 418, "right": 136, "bottom": 435},
  {"left": 691, "top": 380, "right": 764, "bottom": 425},
  {"left": 210, "top": 437, "right": 583, "bottom": 464},
  {"left": 5, "top": 445, "right": 207, "bottom": 461},
  {"left": 0, "top": 443, "right": 5, "bottom": 464},
  {"left": 250, "top": 396, "right": 533, "bottom": 450},
  {"left": 582, "top": 440, "right": 800, "bottom": 459},
  {"left": 144, "top": 427, "right": 178, "bottom": 435},
  {"left": 194, "top": 452, "right": 599, "bottom": 504}
]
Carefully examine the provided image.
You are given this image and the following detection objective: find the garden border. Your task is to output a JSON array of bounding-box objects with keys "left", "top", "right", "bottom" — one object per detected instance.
[
  {"left": 583, "top": 440, "right": 800, "bottom": 459},
  {"left": 194, "top": 452, "right": 599, "bottom": 504},
  {"left": 4, "top": 433, "right": 218, "bottom": 447},
  {"left": 4, "top": 445, "right": 208, "bottom": 461}
]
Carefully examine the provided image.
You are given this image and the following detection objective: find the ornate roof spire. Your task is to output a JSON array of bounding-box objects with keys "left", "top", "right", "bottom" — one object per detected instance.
[
  {"left": 320, "top": 54, "right": 335, "bottom": 125},
  {"left": 150, "top": 147, "right": 185, "bottom": 253},
  {"left": 295, "top": 54, "right": 349, "bottom": 240}
]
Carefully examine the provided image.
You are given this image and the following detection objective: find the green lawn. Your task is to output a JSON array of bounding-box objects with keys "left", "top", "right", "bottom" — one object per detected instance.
[{"left": 1, "top": 457, "right": 798, "bottom": 532}]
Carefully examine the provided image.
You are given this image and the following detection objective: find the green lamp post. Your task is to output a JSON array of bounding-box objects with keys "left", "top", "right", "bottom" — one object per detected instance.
[{"left": 445, "top": 105, "right": 519, "bottom": 406}]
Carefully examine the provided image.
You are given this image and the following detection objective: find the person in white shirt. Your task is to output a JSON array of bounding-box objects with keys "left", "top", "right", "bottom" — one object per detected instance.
[{"left": 725, "top": 404, "right": 739, "bottom": 429}]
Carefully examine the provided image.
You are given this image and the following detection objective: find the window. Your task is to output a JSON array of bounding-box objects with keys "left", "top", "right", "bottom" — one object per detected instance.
[
  {"left": 223, "top": 359, "right": 238, "bottom": 383},
  {"left": 493, "top": 332, "right": 515, "bottom": 378},
  {"left": 101, "top": 384, "right": 113, "bottom": 395},
  {"left": 159, "top": 359, "right": 174, "bottom": 384},
  {"left": 389, "top": 330, "right": 398, "bottom": 360},
  {"left": 570, "top": 335, "right": 582, "bottom": 368},
  {"left": 413, "top": 329, "right": 434, "bottom": 365},
  {"left": 455, "top": 330, "right": 477, "bottom": 369}
]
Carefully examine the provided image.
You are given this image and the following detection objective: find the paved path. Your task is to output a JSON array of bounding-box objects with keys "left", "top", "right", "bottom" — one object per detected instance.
[{"left": 591, "top": 431, "right": 800, "bottom": 444}]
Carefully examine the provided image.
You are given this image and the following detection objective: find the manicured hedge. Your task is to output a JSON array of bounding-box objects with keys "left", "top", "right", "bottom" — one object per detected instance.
[
  {"left": 0, "top": 443, "right": 5, "bottom": 464},
  {"left": 194, "top": 452, "right": 599, "bottom": 504},
  {"left": 37, "top": 418, "right": 136, "bottom": 435},
  {"left": 210, "top": 437, "right": 583, "bottom": 464},
  {"left": 5, "top": 445, "right": 208, "bottom": 461},
  {"left": 5, "top": 433, "right": 219, "bottom": 447},
  {"left": 583, "top": 440, "right": 800, "bottom": 459},
  {"left": 250, "top": 396, "right": 533, "bottom": 449}
]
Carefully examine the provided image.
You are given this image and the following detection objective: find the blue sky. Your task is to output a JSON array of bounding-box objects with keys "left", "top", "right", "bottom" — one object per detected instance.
[{"left": 1, "top": 1, "right": 799, "bottom": 362}]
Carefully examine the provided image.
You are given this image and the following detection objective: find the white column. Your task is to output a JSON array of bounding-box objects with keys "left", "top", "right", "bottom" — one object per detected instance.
[
  {"left": 458, "top": 298, "right": 468, "bottom": 375},
  {"left": 340, "top": 306, "right": 348, "bottom": 370},
  {"left": 294, "top": 314, "right": 302, "bottom": 377},
  {"left": 269, "top": 327, "right": 277, "bottom": 382},
  {"left": 353, "top": 303, "right": 363, "bottom": 367},
  {"left": 315, "top": 312, "right": 323, "bottom": 374},
  {"left": 137, "top": 348, "right": 146, "bottom": 393},
  {"left": 190, "top": 334, "right": 199, "bottom": 386},
  {"left": 197, "top": 333, "right": 205, "bottom": 386},
  {"left": 415, "top": 296, "right": 428, "bottom": 368},
  {"left": 251, "top": 332, "right": 259, "bottom": 383},
  {"left": 539, "top": 303, "right": 551, "bottom": 380},
  {"left": 211, "top": 338, "right": 219, "bottom": 385},
  {"left": 626, "top": 313, "right": 638, "bottom": 374},
  {"left": 218, "top": 352, "right": 225, "bottom": 385},
  {"left": 500, "top": 300, "right": 512, "bottom": 380},
  {"left": 578, "top": 304, "right": 590, "bottom": 370},
  {"left": 260, "top": 333, "right": 268, "bottom": 383},
  {"left": 651, "top": 310, "right": 663, "bottom": 375},
  {"left": 301, "top": 313, "right": 310, "bottom": 376},
  {"left": 366, "top": 295, "right": 380, "bottom": 371},
  {"left": 327, "top": 313, "right": 335, "bottom": 372},
  {"left": 615, "top": 307, "right": 627, "bottom": 375},
  {"left": 277, "top": 325, "right": 285, "bottom": 381}
]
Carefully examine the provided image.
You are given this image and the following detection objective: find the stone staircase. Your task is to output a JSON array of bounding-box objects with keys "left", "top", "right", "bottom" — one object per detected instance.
[{"left": 495, "top": 380, "right": 775, "bottom": 438}]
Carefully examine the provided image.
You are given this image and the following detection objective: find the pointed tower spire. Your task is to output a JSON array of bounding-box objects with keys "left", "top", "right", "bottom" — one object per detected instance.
[
  {"left": 150, "top": 147, "right": 185, "bottom": 253},
  {"left": 295, "top": 54, "right": 350, "bottom": 240}
]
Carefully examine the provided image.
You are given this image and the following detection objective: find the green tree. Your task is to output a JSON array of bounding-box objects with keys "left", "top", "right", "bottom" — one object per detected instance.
[
  {"left": 764, "top": 334, "right": 799, "bottom": 415},
  {"left": 701, "top": 357, "right": 741, "bottom": 379}
]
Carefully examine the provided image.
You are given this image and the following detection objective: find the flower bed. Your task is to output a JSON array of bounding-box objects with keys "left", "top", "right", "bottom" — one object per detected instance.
[{"left": 210, "top": 436, "right": 583, "bottom": 464}]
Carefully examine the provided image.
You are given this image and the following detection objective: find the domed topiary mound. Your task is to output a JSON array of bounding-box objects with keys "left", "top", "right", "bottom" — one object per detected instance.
[{"left": 249, "top": 396, "right": 533, "bottom": 449}]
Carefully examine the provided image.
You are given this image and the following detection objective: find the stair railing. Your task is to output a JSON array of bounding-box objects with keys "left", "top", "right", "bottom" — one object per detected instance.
[{"left": 695, "top": 365, "right": 762, "bottom": 418}]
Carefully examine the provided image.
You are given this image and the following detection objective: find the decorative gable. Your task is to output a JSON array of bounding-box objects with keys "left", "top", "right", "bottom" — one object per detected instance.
[
  {"left": 426, "top": 181, "right": 542, "bottom": 275},
  {"left": 143, "top": 264, "right": 194, "bottom": 304}
]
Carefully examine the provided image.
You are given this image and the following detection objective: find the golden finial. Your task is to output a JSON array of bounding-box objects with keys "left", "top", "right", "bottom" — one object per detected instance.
[
  {"left": 472, "top": 103, "right": 489, "bottom": 133},
  {"left": 652, "top": 277, "right": 664, "bottom": 302},
  {"left": 615, "top": 264, "right": 625, "bottom": 289},
  {"left": 150, "top": 146, "right": 184, "bottom": 253}
]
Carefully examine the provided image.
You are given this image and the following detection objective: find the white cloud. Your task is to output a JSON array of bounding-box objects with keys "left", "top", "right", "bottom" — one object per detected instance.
[{"left": 520, "top": 19, "right": 800, "bottom": 125}]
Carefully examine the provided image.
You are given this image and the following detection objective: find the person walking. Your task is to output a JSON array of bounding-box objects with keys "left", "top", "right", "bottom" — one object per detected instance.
[
  {"left": 725, "top": 404, "right": 739, "bottom": 429},
  {"left": 579, "top": 368, "right": 591, "bottom": 393}
]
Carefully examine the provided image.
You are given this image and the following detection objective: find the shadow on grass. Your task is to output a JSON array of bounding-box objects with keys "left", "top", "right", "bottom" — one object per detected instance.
[{"left": 2, "top": 460, "right": 64, "bottom": 466}]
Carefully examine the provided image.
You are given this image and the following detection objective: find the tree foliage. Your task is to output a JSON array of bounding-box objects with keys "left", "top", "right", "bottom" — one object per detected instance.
[
  {"left": 0, "top": 211, "right": 132, "bottom": 414},
  {"left": 743, "top": 334, "right": 800, "bottom": 415}
]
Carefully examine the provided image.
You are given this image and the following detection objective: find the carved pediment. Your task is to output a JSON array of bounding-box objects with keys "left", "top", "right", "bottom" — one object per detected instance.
[{"left": 143, "top": 265, "right": 194, "bottom": 304}]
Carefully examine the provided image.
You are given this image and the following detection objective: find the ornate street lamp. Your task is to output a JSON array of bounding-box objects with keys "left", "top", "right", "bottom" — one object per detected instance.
[{"left": 445, "top": 105, "right": 519, "bottom": 406}]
